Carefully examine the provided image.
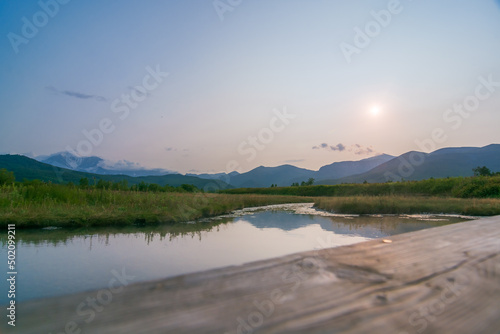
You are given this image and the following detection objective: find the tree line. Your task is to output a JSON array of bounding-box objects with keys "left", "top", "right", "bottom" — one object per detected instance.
[
  {"left": 473, "top": 166, "right": 500, "bottom": 177},
  {"left": 0, "top": 169, "right": 200, "bottom": 193}
]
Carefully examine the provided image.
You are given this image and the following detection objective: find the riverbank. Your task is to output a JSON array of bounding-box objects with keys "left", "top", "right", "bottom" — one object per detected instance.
[
  {"left": 2, "top": 182, "right": 500, "bottom": 228},
  {"left": 221, "top": 175, "right": 500, "bottom": 198},
  {"left": 313, "top": 196, "right": 500, "bottom": 216},
  {"left": 0, "top": 185, "right": 312, "bottom": 228}
]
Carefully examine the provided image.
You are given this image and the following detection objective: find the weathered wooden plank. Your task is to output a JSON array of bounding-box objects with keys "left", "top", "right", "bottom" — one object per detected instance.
[{"left": 5, "top": 216, "right": 500, "bottom": 334}]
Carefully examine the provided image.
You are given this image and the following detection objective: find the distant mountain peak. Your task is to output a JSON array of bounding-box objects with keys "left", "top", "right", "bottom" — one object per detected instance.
[
  {"left": 0, "top": 154, "right": 230, "bottom": 189},
  {"left": 36, "top": 152, "right": 176, "bottom": 177},
  {"left": 188, "top": 153, "right": 395, "bottom": 188},
  {"left": 315, "top": 154, "right": 395, "bottom": 181},
  {"left": 318, "top": 144, "right": 500, "bottom": 185}
]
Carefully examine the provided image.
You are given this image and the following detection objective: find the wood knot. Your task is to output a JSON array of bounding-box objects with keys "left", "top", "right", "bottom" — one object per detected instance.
[
  {"left": 374, "top": 294, "right": 388, "bottom": 305},
  {"left": 333, "top": 265, "right": 390, "bottom": 283}
]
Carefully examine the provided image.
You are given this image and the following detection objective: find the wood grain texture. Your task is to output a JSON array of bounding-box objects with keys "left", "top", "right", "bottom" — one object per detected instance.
[{"left": 6, "top": 216, "right": 500, "bottom": 334}]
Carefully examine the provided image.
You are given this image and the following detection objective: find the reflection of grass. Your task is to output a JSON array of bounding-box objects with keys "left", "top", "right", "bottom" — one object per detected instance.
[
  {"left": 0, "top": 213, "right": 467, "bottom": 248},
  {"left": 0, "top": 185, "right": 312, "bottom": 228},
  {"left": 314, "top": 196, "right": 500, "bottom": 216},
  {"left": 0, "top": 219, "right": 235, "bottom": 247}
]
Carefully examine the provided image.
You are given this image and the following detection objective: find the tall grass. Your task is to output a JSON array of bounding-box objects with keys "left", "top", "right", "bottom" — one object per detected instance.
[
  {"left": 0, "top": 183, "right": 312, "bottom": 228},
  {"left": 3, "top": 179, "right": 500, "bottom": 228},
  {"left": 314, "top": 196, "right": 500, "bottom": 216},
  {"left": 221, "top": 176, "right": 500, "bottom": 198}
]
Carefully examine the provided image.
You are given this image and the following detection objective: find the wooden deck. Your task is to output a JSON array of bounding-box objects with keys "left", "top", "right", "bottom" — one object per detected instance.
[{"left": 7, "top": 216, "right": 500, "bottom": 333}]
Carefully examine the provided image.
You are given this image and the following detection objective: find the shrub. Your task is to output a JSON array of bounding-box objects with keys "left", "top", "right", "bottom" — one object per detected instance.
[{"left": 0, "top": 169, "right": 15, "bottom": 186}]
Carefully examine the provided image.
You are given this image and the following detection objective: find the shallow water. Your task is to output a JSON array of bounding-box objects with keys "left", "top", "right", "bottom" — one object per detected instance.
[{"left": 0, "top": 204, "right": 472, "bottom": 303}]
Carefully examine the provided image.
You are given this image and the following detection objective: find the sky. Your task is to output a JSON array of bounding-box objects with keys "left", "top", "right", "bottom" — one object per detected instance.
[{"left": 0, "top": 0, "right": 499, "bottom": 174}]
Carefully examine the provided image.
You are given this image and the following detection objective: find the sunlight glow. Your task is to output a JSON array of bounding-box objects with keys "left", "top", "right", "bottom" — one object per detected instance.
[{"left": 370, "top": 106, "right": 380, "bottom": 116}]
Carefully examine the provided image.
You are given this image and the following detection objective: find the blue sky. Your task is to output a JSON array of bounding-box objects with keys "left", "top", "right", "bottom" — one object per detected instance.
[{"left": 1, "top": 0, "right": 499, "bottom": 173}]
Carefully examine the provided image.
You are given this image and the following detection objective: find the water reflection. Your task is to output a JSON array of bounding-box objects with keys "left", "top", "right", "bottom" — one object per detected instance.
[
  {"left": 1, "top": 211, "right": 465, "bottom": 248},
  {"left": 0, "top": 219, "right": 234, "bottom": 248},
  {"left": 244, "top": 210, "right": 458, "bottom": 235},
  {"left": 0, "top": 205, "right": 471, "bottom": 303}
]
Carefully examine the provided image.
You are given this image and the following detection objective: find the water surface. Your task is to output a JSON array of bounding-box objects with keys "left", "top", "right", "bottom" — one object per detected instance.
[{"left": 0, "top": 204, "right": 472, "bottom": 303}]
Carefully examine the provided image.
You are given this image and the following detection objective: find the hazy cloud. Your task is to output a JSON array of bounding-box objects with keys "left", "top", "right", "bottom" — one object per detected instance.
[
  {"left": 165, "top": 147, "right": 190, "bottom": 157},
  {"left": 46, "top": 86, "right": 107, "bottom": 102},
  {"left": 283, "top": 159, "right": 305, "bottom": 163},
  {"left": 100, "top": 159, "right": 140, "bottom": 170},
  {"left": 128, "top": 86, "right": 151, "bottom": 97},
  {"left": 313, "top": 143, "right": 378, "bottom": 156},
  {"left": 313, "top": 143, "right": 327, "bottom": 150},
  {"left": 313, "top": 143, "right": 346, "bottom": 151},
  {"left": 99, "top": 159, "right": 174, "bottom": 174},
  {"left": 351, "top": 144, "right": 375, "bottom": 155},
  {"left": 331, "top": 143, "right": 346, "bottom": 152}
]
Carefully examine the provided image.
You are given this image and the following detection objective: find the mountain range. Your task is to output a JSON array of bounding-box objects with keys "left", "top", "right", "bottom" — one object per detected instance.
[
  {"left": 1, "top": 144, "right": 499, "bottom": 189},
  {"left": 319, "top": 144, "right": 500, "bottom": 184},
  {"left": 187, "top": 154, "right": 395, "bottom": 188},
  {"left": 0, "top": 155, "right": 229, "bottom": 189}
]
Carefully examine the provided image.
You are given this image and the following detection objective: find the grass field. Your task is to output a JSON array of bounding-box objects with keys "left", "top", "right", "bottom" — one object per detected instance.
[
  {"left": 0, "top": 183, "right": 312, "bottom": 228},
  {"left": 313, "top": 196, "right": 500, "bottom": 216},
  {"left": 2, "top": 175, "right": 500, "bottom": 228},
  {"left": 221, "top": 176, "right": 500, "bottom": 198}
]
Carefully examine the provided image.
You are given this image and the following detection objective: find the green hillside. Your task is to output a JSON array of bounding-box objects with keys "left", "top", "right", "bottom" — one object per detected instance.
[{"left": 0, "top": 155, "right": 230, "bottom": 189}]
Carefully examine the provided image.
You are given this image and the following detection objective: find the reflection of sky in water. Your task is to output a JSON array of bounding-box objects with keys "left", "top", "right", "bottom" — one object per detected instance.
[{"left": 0, "top": 208, "right": 467, "bottom": 303}]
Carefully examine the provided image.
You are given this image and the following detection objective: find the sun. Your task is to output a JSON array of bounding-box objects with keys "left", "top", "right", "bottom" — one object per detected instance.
[{"left": 370, "top": 105, "right": 381, "bottom": 116}]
